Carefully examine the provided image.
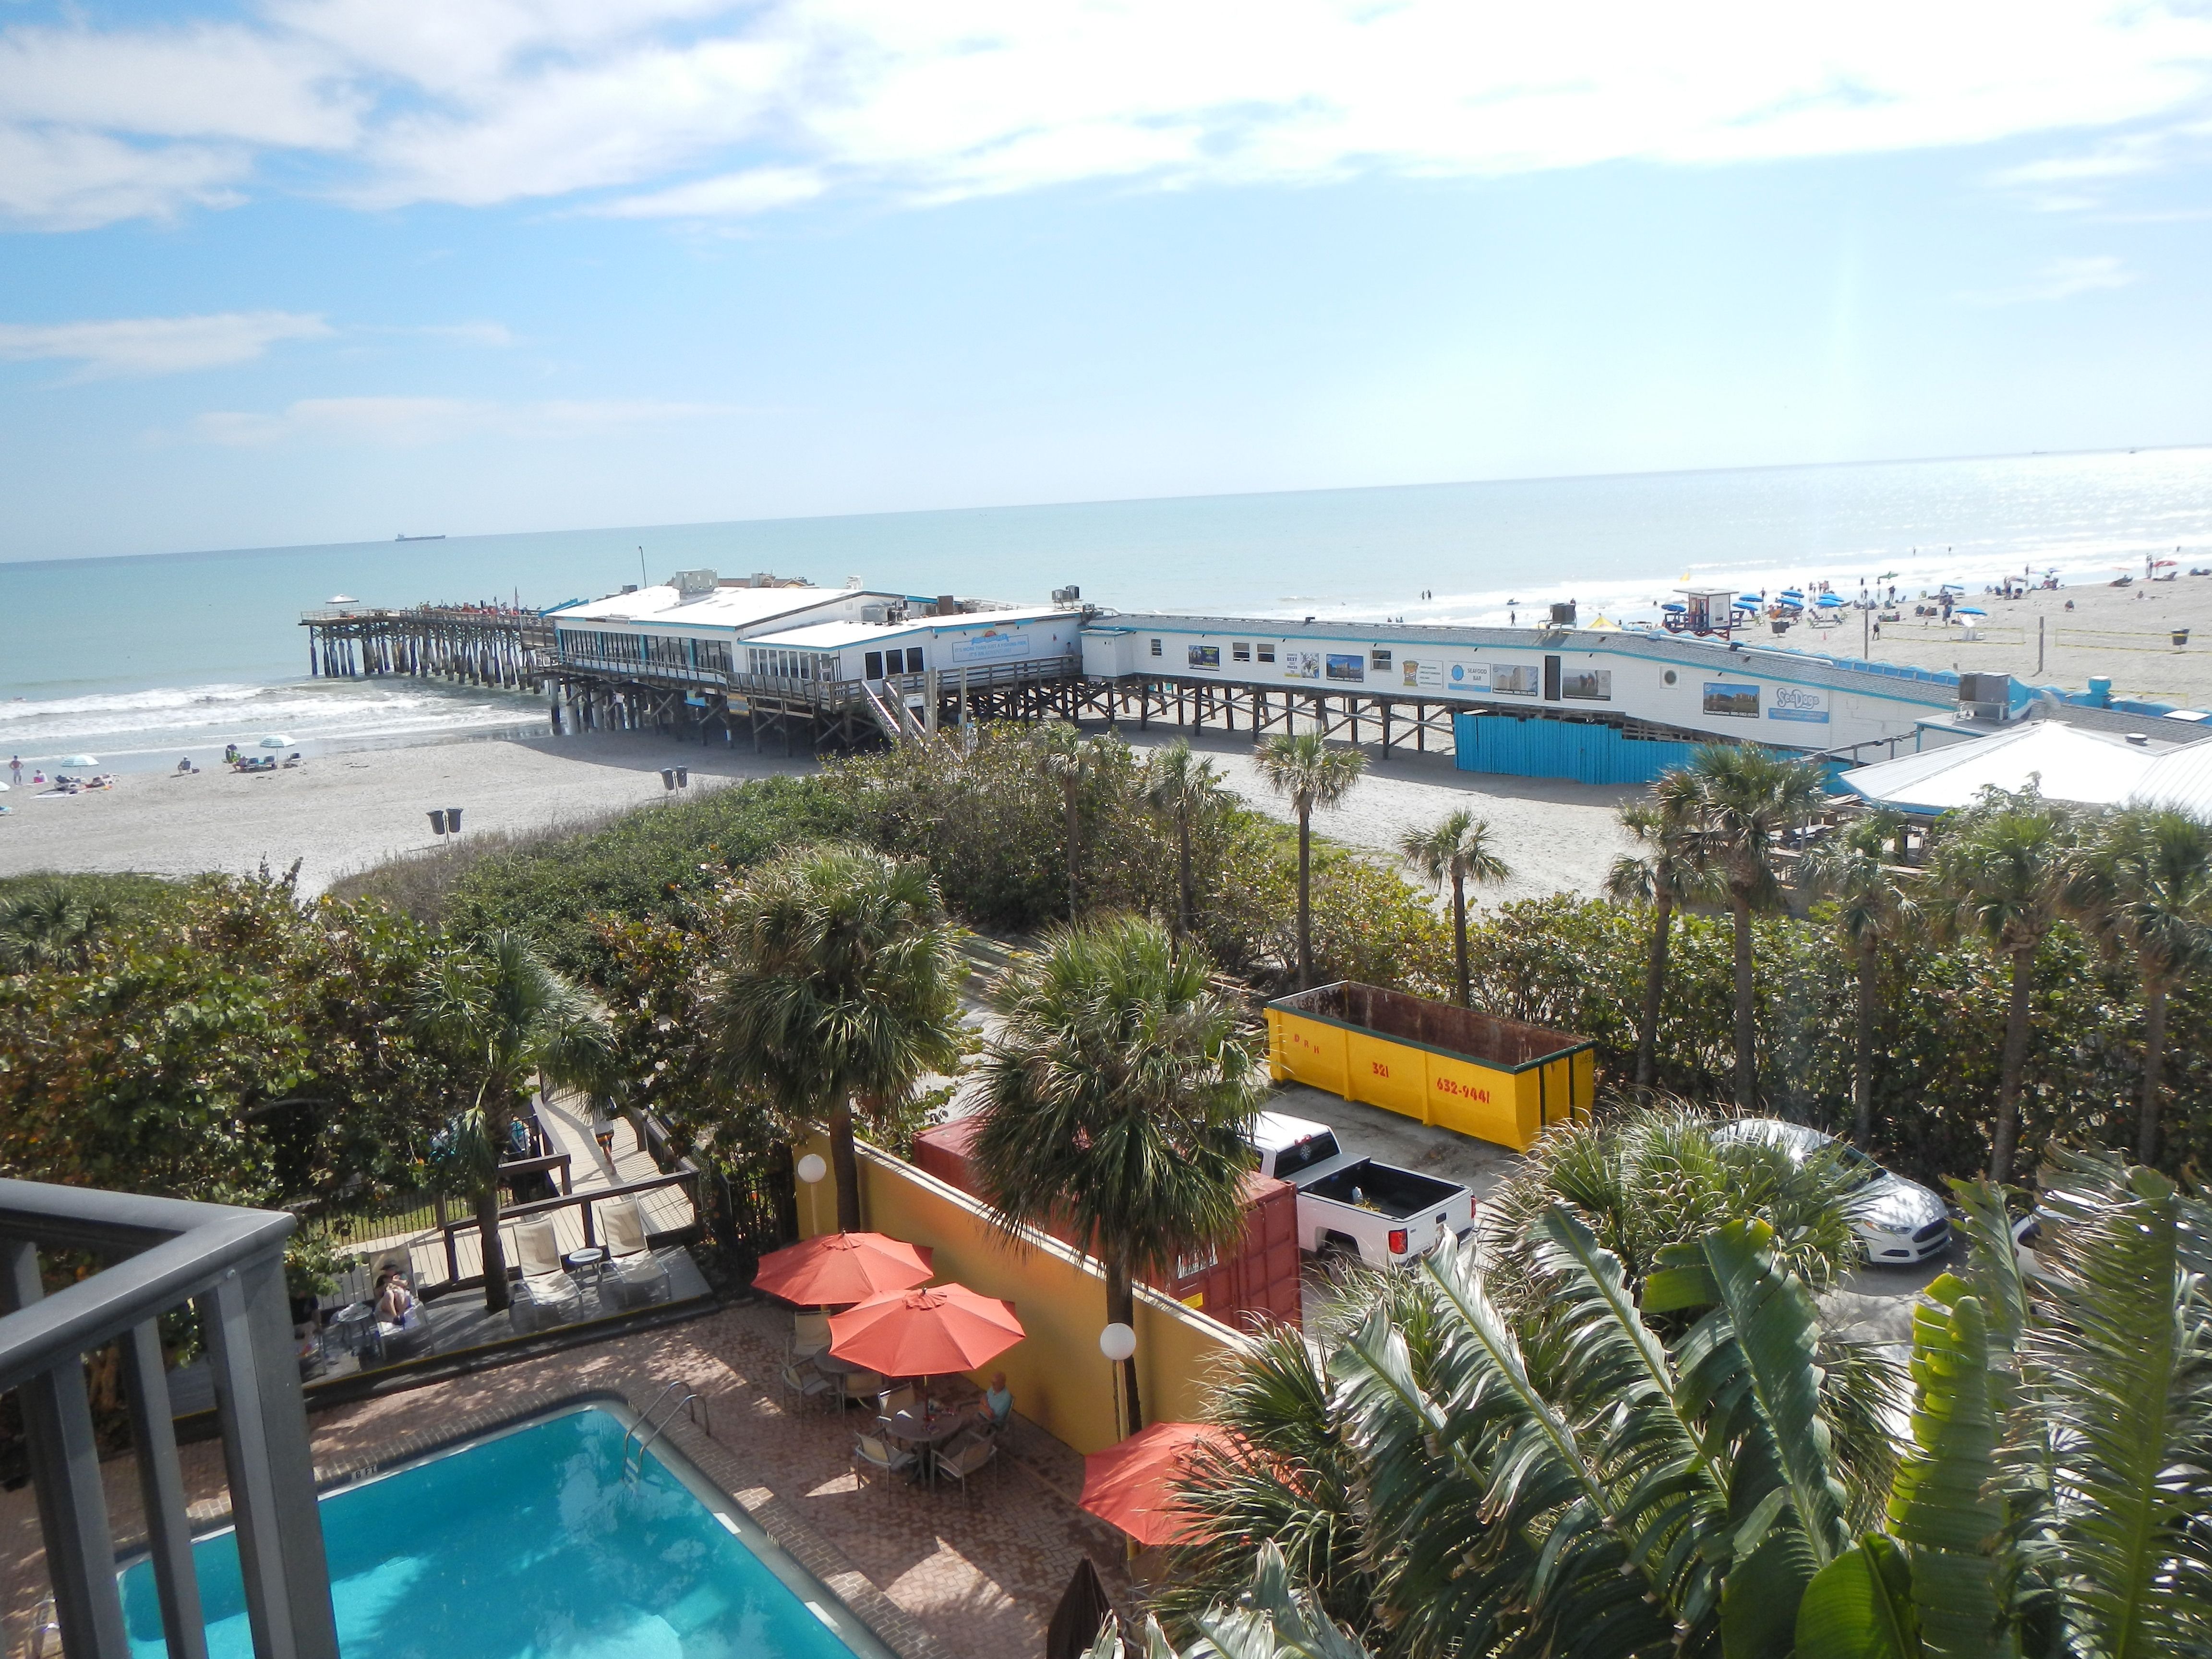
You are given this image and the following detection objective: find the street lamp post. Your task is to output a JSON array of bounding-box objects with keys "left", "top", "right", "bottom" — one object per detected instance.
[
  {"left": 1100, "top": 1321, "right": 1137, "bottom": 1441},
  {"left": 796, "top": 1152, "right": 827, "bottom": 1238}
]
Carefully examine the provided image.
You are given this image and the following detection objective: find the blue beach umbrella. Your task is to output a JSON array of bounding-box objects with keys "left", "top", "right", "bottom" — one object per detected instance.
[
  {"left": 1954, "top": 606, "right": 1987, "bottom": 616},
  {"left": 1816, "top": 594, "right": 1844, "bottom": 608}
]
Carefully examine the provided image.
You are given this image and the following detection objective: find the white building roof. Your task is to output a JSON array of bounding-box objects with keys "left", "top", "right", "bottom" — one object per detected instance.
[
  {"left": 1839, "top": 720, "right": 2167, "bottom": 815},
  {"left": 552, "top": 584, "right": 890, "bottom": 632},
  {"left": 748, "top": 606, "right": 1082, "bottom": 651},
  {"left": 2128, "top": 741, "right": 2212, "bottom": 818}
]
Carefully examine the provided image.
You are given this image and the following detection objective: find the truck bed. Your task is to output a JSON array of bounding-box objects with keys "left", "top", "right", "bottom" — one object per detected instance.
[{"left": 1303, "top": 1161, "right": 1464, "bottom": 1221}]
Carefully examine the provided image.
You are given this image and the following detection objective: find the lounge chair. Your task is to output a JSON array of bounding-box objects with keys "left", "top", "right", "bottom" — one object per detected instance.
[
  {"left": 598, "top": 1199, "right": 671, "bottom": 1310},
  {"left": 935, "top": 1431, "right": 997, "bottom": 1501},
  {"left": 851, "top": 1433, "right": 915, "bottom": 1493},
  {"left": 508, "top": 1218, "right": 584, "bottom": 1334},
  {"left": 791, "top": 1310, "right": 830, "bottom": 1360}
]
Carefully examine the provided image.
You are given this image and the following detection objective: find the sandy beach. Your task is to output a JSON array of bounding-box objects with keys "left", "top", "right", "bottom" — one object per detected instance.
[
  {"left": 1768, "top": 571, "right": 2212, "bottom": 706},
  {"left": 0, "top": 732, "right": 813, "bottom": 895}
]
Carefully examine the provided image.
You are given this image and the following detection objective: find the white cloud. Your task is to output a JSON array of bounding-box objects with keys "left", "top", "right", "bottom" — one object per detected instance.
[
  {"left": 9, "top": 0, "right": 2212, "bottom": 228},
  {"left": 188, "top": 395, "right": 735, "bottom": 445},
  {"left": 0, "top": 312, "right": 333, "bottom": 378},
  {"left": 1962, "top": 254, "right": 2136, "bottom": 304}
]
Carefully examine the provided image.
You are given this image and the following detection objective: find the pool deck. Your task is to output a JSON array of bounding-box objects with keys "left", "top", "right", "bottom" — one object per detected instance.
[{"left": 1, "top": 1301, "right": 1142, "bottom": 1659}]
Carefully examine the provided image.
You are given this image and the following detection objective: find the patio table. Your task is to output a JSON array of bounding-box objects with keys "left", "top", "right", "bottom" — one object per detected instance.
[{"left": 886, "top": 1407, "right": 968, "bottom": 1488}]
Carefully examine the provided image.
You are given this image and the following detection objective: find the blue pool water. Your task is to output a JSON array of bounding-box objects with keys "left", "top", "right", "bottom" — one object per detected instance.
[{"left": 120, "top": 1406, "right": 877, "bottom": 1659}]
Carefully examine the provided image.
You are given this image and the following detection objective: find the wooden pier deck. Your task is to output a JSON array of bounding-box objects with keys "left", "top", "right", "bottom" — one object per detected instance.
[{"left": 302, "top": 604, "right": 555, "bottom": 689}]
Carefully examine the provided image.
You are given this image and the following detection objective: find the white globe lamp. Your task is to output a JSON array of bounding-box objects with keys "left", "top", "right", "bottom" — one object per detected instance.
[
  {"left": 796, "top": 1154, "right": 827, "bottom": 1184},
  {"left": 1099, "top": 1322, "right": 1136, "bottom": 1362}
]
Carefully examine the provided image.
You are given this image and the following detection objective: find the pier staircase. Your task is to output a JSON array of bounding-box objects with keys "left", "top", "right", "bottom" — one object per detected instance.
[{"left": 859, "top": 679, "right": 929, "bottom": 747}]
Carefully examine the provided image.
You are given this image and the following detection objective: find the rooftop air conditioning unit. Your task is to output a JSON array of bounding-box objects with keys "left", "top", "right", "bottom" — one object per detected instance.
[
  {"left": 860, "top": 603, "right": 889, "bottom": 624},
  {"left": 1959, "top": 673, "right": 2013, "bottom": 722},
  {"left": 1548, "top": 601, "right": 1577, "bottom": 627},
  {"left": 1051, "top": 585, "right": 1082, "bottom": 605},
  {"left": 672, "top": 568, "right": 718, "bottom": 597}
]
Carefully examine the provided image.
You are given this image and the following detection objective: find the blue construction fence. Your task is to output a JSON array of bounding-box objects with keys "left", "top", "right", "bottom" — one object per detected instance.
[{"left": 1453, "top": 712, "right": 1700, "bottom": 785}]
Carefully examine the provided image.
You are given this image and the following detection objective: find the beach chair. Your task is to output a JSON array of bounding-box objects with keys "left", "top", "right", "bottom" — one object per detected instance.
[
  {"left": 508, "top": 1218, "right": 584, "bottom": 1334},
  {"left": 598, "top": 1199, "right": 671, "bottom": 1310},
  {"left": 851, "top": 1432, "right": 915, "bottom": 1495}
]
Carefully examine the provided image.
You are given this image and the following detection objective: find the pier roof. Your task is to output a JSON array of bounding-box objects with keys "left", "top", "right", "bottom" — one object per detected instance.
[
  {"left": 1839, "top": 721, "right": 2170, "bottom": 815},
  {"left": 748, "top": 605, "right": 1082, "bottom": 650},
  {"left": 553, "top": 583, "right": 894, "bottom": 632}
]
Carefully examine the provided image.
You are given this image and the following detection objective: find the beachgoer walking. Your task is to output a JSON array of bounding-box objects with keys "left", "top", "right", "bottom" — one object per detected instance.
[
  {"left": 589, "top": 1097, "right": 618, "bottom": 1161},
  {"left": 7, "top": 757, "right": 19, "bottom": 785}
]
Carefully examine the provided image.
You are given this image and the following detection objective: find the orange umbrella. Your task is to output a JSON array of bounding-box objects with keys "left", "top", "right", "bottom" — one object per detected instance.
[
  {"left": 827, "top": 1282, "right": 1025, "bottom": 1377},
  {"left": 752, "top": 1232, "right": 933, "bottom": 1307},
  {"left": 1079, "top": 1422, "right": 1226, "bottom": 1547}
]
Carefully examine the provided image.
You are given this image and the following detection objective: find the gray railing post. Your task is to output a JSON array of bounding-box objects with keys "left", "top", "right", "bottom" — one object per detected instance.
[
  {"left": 121, "top": 1317, "right": 210, "bottom": 1659},
  {"left": 1, "top": 1238, "right": 132, "bottom": 1659},
  {"left": 198, "top": 1258, "right": 340, "bottom": 1659}
]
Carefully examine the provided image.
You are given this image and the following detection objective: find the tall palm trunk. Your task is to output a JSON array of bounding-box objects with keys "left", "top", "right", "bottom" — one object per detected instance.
[
  {"left": 1729, "top": 887, "right": 1757, "bottom": 1109},
  {"left": 1063, "top": 782, "right": 1081, "bottom": 923},
  {"left": 1991, "top": 942, "right": 2035, "bottom": 1183},
  {"left": 1852, "top": 938, "right": 1877, "bottom": 1150},
  {"left": 1106, "top": 1247, "right": 1142, "bottom": 1435},
  {"left": 2138, "top": 970, "right": 2170, "bottom": 1166},
  {"left": 829, "top": 1095, "right": 862, "bottom": 1232},
  {"left": 1295, "top": 805, "right": 1314, "bottom": 989},
  {"left": 1176, "top": 814, "right": 1194, "bottom": 938},
  {"left": 1449, "top": 867, "right": 1470, "bottom": 1008},
  {"left": 477, "top": 1096, "right": 513, "bottom": 1311},
  {"left": 1634, "top": 887, "right": 1673, "bottom": 1090}
]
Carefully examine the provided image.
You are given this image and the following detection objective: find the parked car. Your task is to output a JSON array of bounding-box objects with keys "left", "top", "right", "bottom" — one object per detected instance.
[
  {"left": 1712, "top": 1118, "right": 1951, "bottom": 1265},
  {"left": 1248, "top": 1110, "right": 1477, "bottom": 1267}
]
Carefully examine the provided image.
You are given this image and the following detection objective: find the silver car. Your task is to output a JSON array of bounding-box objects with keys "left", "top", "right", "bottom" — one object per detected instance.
[{"left": 1713, "top": 1118, "right": 1952, "bottom": 1265}]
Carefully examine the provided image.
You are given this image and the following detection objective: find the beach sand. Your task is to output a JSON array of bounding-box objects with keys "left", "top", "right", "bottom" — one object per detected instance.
[
  {"left": 0, "top": 731, "right": 811, "bottom": 895},
  {"left": 1772, "top": 571, "right": 2212, "bottom": 705}
]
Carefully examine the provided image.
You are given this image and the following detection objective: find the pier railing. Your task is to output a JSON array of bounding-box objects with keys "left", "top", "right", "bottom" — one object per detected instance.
[{"left": 1, "top": 1180, "right": 338, "bottom": 1659}]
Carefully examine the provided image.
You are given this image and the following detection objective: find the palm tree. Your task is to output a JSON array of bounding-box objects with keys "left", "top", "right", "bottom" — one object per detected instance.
[
  {"left": 1602, "top": 770, "right": 1706, "bottom": 1089},
  {"left": 412, "top": 930, "right": 616, "bottom": 1313},
  {"left": 712, "top": 844, "right": 966, "bottom": 1232},
  {"left": 1035, "top": 723, "right": 1104, "bottom": 924},
  {"left": 2064, "top": 805, "right": 2212, "bottom": 1164},
  {"left": 0, "top": 876, "right": 120, "bottom": 971},
  {"left": 970, "top": 916, "right": 1262, "bottom": 1434},
  {"left": 1143, "top": 739, "right": 1233, "bottom": 938},
  {"left": 1253, "top": 731, "right": 1366, "bottom": 989},
  {"left": 1172, "top": 1145, "right": 2209, "bottom": 1659},
  {"left": 1930, "top": 790, "right": 2075, "bottom": 1183},
  {"left": 1396, "top": 808, "right": 1510, "bottom": 1008},
  {"left": 1800, "top": 809, "right": 1922, "bottom": 1150},
  {"left": 1679, "top": 743, "right": 1827, "bottom": 1108}
]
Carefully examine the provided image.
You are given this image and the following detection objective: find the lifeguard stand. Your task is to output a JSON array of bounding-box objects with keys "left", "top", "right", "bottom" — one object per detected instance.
[{"left": 1676, "top": 587, "right": 1738, "bottom": 637}]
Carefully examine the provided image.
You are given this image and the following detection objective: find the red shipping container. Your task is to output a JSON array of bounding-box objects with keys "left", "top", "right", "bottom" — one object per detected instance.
[{"left": 910, "top": 1118, "right": 1302, "bottom": 1332}]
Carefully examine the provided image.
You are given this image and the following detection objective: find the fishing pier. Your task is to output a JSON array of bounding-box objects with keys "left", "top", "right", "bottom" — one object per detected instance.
[{"left": 302, "top": 605, "right": 555, "bottom": 689}]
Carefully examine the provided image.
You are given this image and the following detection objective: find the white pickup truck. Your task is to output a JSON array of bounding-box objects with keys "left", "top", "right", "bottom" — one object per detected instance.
[{"left": 1249, "top": 1110, "right": 1477, "bottom": 1267}]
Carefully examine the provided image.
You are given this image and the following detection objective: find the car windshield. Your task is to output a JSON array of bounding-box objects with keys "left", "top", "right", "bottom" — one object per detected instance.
[{"left": 1830, "top": 1144, "right": 1881, "bottom": 1189}]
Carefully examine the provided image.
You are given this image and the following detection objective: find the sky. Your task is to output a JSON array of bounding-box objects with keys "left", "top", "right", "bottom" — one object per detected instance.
[{"left": 5, "top": 0, "right": 2212, "bottom": 563}]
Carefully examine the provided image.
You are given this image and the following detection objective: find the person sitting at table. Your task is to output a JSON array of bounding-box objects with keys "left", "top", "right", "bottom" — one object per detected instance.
[{"left": 974, "top": 1371, "right": 1013, "bottom": 1435}]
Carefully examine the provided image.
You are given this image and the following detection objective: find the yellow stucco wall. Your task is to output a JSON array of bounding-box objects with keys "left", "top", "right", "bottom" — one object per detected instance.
[{"left": 794, "top": 1135, "right": 1251, "bottom": 1453}]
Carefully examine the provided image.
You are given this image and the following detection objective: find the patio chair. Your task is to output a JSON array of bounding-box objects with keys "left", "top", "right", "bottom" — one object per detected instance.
[
  {"left": 878, "top": 1383, "right": 919, "bottom": 1419},
  {"left": 840, "top": 1369, "right": 885, "bottom": 1412},
  {"left": 935, "top": 1431, "right": 997, "bottom": 1502},
  {"left": 791, "top": 1310, "right": 830, "bottom": 1360},
  {"left": 508, "top": 1218, "right": 584, "bottom": 1334},
  {"left": 851, "top": 1432, "right": 916, "bottom": 1494},
  {"left": 598, "top": 1199, "right": 672, "bottom": 1310},
  {"left": 779, "top": 1359, "right": 833, "bottom": 1414}
]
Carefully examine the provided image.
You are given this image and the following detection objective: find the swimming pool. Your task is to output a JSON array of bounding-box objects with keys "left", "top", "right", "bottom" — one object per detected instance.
[{"left": 120, "top": 1402, "right": 890, "bottom": 1659}]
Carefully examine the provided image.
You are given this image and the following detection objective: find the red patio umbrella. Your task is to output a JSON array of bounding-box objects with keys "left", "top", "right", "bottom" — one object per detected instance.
[
  {"left": 752, "top": 1232, "right": 933, "bottom": 1307},
  {"left": 826, "top": 1282, "right": 1025, "bottom": 1378},
  {"left": 1079, "top": 1422, "right": 1226, "bottom": 1547}
]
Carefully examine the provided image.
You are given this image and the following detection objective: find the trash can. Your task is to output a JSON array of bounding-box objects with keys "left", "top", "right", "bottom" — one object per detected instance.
[
  {"left": 2174, "top": 628, "right": 2191, "bottom": 648},
  {"left": 660, "top": 769, "right": 676, "bottom": 791},
  {"left": 445, "top": 807, "right": 462, "bottom": 834},
  {"left": 427, "top": 809, "right": 446, "bottom": 836},
  {"left": 675, "top": 767, "right": 689, "bottom": 788}
]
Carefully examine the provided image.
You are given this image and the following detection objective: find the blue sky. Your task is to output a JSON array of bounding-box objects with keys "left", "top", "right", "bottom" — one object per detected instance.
[{"left": 5, "top": 0, "right": 2212, "bottom": 561}]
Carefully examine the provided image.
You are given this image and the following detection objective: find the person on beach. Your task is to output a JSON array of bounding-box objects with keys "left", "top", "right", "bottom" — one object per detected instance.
[{"left": 7, "top": 757, "right": 19, "bottom": 785}]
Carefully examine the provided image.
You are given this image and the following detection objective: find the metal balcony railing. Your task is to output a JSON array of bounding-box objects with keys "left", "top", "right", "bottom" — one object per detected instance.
[{"left": 1, "top": 1180, "right": 338, "bottom": 1659}]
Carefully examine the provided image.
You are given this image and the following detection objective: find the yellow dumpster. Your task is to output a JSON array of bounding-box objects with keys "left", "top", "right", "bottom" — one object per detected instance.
[{"left": 1264, "top": 981, "right": 1595, "bottom": 1152}]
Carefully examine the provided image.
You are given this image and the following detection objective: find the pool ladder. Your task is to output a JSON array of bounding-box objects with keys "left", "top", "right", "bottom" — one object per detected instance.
[{"left": 622, "top": 1382, "right": 710, "bottom": 1483}]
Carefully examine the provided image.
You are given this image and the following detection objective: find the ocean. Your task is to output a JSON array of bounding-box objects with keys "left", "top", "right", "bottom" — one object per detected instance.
[{"left": 4, "top": 445, "right": 2209, "bottom": 771}]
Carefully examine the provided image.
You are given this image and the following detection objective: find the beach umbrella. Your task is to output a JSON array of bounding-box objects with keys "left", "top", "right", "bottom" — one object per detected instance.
[
  {"left": 1661, "top": 602, "right": 1685, "bottom": 613},
  {"left": 1954, "top": 606, "right": 1988, "bottom": 616},
  {"left": 1045, "top": 1559, "right": 1114, "bottom": 1659},
  {"left": 1737, "top": 594, "right": 1762, "bottom": 606},
  {"left": 258, "top": 735, "right": 292, "bottom": 749},
  {"left": 1079, "top": 1422, "right": 1227, "bottom": 1547},
  {"left": 1816, "top": 594, "right": 1844, "bottom": 608},
  {"left": 62, "top": 754, "right": 97, "bottom": 767},
  {"left": 827, "top": 1281, "right": 1024, "bottom": 1378},
  {"left": 751, "top": 1232, "right": 933, "bottom": 1307}
]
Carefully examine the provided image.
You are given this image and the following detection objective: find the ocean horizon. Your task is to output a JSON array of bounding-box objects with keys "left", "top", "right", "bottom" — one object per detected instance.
[{"left": 6, "top": 444, "right": 2210, "bottom": 770}]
